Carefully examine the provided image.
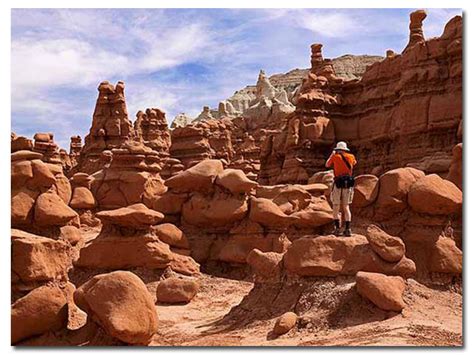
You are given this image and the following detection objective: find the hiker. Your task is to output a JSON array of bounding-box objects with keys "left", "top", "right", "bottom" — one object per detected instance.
[{"left": 325, "top": 141, "right": 357, "bottom": 236}]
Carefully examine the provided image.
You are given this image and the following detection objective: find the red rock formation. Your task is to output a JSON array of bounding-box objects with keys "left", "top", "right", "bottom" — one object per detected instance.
[
  {"left": 75, "top": 81, "right": 134, "bottom": 174},
  {"left": 134, "top": 108, "right": 171, "bottom": 155},
  {"left": 69, "top": 135, "right": 82, "bottom": 168},
  {"left": 259, "top": 12, "right": 462, "bottom": 183},
  {"left": 404, "top": 9, "right": 427, "bottom": 52},
  {"left": 11, "top": 134, "right": 79, "bottom": 238}
]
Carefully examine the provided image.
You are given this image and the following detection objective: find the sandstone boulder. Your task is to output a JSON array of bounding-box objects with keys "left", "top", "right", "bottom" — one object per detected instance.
[
  {"left": 11, "top": 150, "right": 43, "bottom": 162},
  {"left": 12, "top": 229, "right": 72, "bottom": 284},
  {"left": 353, "top": 174, "right": 379, "bottom": 208},
  {"left": 356, "top": 271, "right": 406, "bottom": 312},
  {"left": 182, "top": 192, "right": 247, "bottom": 227},
  {"left": 290, "top": 196, "right": 333, "bottom": 228},
  {"left": 408, "top": 174, "right": 462, "bottom": 215},
  {"left": 249, "top": 197, "right": 295, "bottom": 228},
  {"left": 246, "top": 249, "right": 283, "bottom": 280},
  {"left": 215, "top": 168, "right": 258, "bottom": 194},
  {"left": 375, "top": 168, "right": 425, "bottom": 218},
  {"left": 283, "top": 235, "right": 415, "bottom": 277},
  {"left": 273, "top": 312, "right": 298, "bottom": 335},
  {"left": 30, "top": 159, "right": 56, "bottom": 187},
  {"left": 429, "top": 237, "right": 462, "bottom": 273},
  {"left": 76, "top": 234, "right": 174, "bottom": 270},
  {"left": 70, "top": 187, "right": 96, "bottom": 209},
  {"left": 150, "top": 190, "right": 189, "bottom": 215},
  {"left": 11, "top": 191, "right": 36, "bottom": 226},
  {"left": 34, "top": 192, "right": 78, "bottom": 226},
  {"left": 165, "top": 159, "right": 223, "bottom": 192},
  {"left": 156, "top": 277, "right": 199, "bottom": 304},
  {"left": 151, "top": 223, "right": 189, "bottom": 249},
  {"left": 366, "top": 224, "right": 405, "bottom": 263},
  {"left": 11, "top": 283, "right": 69, "bottom": 344},
  {"left": 96, "top": 203, "right": 164, "bottom": 229},
  {"left": 74, "top": 271, "right": 158, "bottom": 345}
]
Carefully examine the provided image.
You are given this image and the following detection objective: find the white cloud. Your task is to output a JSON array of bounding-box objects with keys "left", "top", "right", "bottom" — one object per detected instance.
[
  {"left": 12, "top": 38, "right": 129, "bottom": 92},
  {"left": 295, "top": 11, "right": 361, "bottom": 38}
]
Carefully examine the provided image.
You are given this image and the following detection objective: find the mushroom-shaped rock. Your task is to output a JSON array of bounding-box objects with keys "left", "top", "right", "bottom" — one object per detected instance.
[
  {"left": 215, "top": 168, "right": 258, "bottom": 194},
  {"left": 429, "top": 237, "right": 462, "bottom": 273},
  {"left": 246, "top": 249, "right": 283, "bottom": 280},
  {"left": 70, "top": 187, "right": 96, "bottom": 209},
  {"left": 96, "top": 203, "right": 164, "bottom": 229},
  {"left": 366, "top": 224, "right": 405, "bottom": 263},
  {"left": 165, "top": 159, "right": 223, "bottom": 192},
  {"left": 151, "top": 223, "right": 189, "bottom": 249},
  {"left": 273, "top": 312, "right": 298, "bottom": 335},
  {"left": 11, "top": 283, "right": 70, "bottom": 344},
  {"left": 11, "top": 150, "right": 43, "bottom": 162},
  {"left": 353, "top": 174, "right": 379, "bottom": 208},
  {"left": 356, "top": 271, "right": 406, "bottom": 312},
  {"left": 156, "top": 277, "right": 199, "bottom": 304},
  {"left": 74, "top": 271, "right": 158, "bottom": 345},
  {"left": 408, "top": 174, "right": 462, "bottom": 215},
  {"left": 249, "top": 197, "right": 295, "bottom": 228},
  {"left": 34, "top": 192, "right": 78, "bottom": 226},
  {"left": 12, "top": 229, "right": 73, "bottom": 284}
]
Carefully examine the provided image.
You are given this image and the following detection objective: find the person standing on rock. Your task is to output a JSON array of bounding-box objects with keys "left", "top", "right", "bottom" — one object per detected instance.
[{"left": 325, "top": 141, "right": 357, "bottom": 236}]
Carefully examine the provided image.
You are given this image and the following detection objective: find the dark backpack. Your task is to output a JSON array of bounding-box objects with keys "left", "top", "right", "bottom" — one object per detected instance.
[{"left": 334, "top": 153, "right": 355, "bottom": 188}]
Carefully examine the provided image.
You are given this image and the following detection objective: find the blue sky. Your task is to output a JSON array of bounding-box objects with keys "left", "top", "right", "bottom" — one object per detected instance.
[{"left": 11, "top": 8, "right": 461, "bottom": 149}]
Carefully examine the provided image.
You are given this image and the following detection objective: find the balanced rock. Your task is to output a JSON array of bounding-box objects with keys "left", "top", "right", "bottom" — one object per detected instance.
[
  {"left": 74, "top": 271, "right": 158, "bottom": 345},
  {"left": 96, "top": 203, "right": 164, "bottom": 229},
  {"left": 356, "top": 271, "right": 406, "bottom": 312},
  {"left": 156, "top": 277, "right": 199, "bottom": 304}
]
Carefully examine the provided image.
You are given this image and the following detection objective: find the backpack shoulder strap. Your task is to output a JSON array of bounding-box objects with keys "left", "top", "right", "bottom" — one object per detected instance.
[{"left": 338, "top": 152, "right": 353, "bottom": 174}]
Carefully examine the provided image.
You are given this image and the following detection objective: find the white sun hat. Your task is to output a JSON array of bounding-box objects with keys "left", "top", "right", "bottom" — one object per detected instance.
[{"left": 334, "top": 141, "right": 350, "bottom": 151}]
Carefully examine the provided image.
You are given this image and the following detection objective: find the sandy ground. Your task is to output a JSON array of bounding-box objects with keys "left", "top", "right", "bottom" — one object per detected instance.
[
  {"left": 147, "top": 274, "right": 462, "bottom": 347},
  {"left": 41, "top": 226, "right": 461, "bottom": 347}
]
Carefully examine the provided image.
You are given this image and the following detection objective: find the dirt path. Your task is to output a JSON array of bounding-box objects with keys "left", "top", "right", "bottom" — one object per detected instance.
[{"left": 149, "top": 275, "right": 462, "bottom": 346}]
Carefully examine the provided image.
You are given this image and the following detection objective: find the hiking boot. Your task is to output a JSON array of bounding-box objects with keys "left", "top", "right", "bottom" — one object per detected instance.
[
  {"left": 333, "top": 219, "right": 343, "bottom": 236},
  {"left": 343, "top": 221, "right": 352, "bottom": 237}
]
